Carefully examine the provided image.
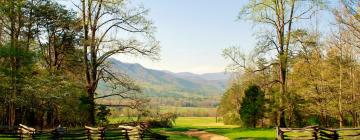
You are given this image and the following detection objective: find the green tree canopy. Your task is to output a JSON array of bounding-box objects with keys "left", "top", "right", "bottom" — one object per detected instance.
[{"left": 240, "top": 84, "right": 265, "bottom": 128}]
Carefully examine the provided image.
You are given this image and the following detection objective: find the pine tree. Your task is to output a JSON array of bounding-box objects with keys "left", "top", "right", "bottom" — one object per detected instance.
[{"left": 240, "top": 84, "right": 265, "bottom": 128}]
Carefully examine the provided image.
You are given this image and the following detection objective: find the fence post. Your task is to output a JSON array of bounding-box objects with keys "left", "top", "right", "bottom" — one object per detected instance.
[
  {"left": 100, "top": 128, "right": 105, "bottom": 140},
  {"left": 125, "top": 129, "right": 130, "bottom": 140},
  {"left": 19, "top": 129, "right": 23, "bottom": 140},
  {"left": 312, "top": 126, "right": 318, "bottom": 140},
  {"left": 86, "top": 129, "right": 91, "bottom": 140},
  {"left": 333, "top": 130, "right": 339, "bottom": 140},
  {"left": 276, "top": 127, "right": 284, "bottom": 140}
]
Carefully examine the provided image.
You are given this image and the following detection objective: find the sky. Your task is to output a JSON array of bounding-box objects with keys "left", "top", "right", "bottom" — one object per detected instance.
[
  {"left": 113, "top": 0, "right": 256, "bottom": 74},
  {"left": 64, "top": 0, "right": 336, "bottom": 74}
]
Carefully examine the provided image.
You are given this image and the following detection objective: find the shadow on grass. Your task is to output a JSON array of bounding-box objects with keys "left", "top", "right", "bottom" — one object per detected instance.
[
  {"left": 184, "top": 127, "right": 275, "bottom": 140},
  {"left": 211, "top": 127, "right": 275, "bottom": 140},
  {"left": 157, "top": 127, "right": 192, "bottom": 132},
  {"left": 152, "top": 128, "right": 199, "bottom": 140},
  {"left": 154, "top": 126, "right": 276, "bottom": 140},
  {"left": 234, "top": 138, "right": 274, "bottom": 140}
]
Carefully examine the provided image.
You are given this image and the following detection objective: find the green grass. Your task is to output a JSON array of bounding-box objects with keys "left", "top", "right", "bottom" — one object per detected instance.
[
  {"left": 173, "top": 117, "right": 237, "bottom": 129},
  {"left": 107, "top": 116, "right": 277, "bottom": 139},
  {"left": 159, "top": 106, "right": 217, "bottom": 117},
  {"left": 158, "top": 117, "right": 276, "bottom": 140},
  {"left": 108, "top": 116, "right": 138, "bottom": 124},
  {"left": 205, "top": 128, "right": 275, "bottom": 140}
]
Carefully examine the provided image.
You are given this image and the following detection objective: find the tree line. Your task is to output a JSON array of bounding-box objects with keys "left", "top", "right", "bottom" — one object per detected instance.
[
  {"left": 0, "top": 0, "right": 159, "bottom": 128},
  {"left": 219, "top": 0, "right": 360, "bottom": 128}
]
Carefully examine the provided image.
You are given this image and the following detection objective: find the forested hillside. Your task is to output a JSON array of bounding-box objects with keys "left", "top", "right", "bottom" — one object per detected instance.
[{"left": 98, "top": 59, "right": 230, "bottom": 107}]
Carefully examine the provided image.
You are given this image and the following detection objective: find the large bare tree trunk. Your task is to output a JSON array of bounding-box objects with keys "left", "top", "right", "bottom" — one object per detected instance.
[{"left": 81, "top": 0, "right": 95, "bottom": 126}]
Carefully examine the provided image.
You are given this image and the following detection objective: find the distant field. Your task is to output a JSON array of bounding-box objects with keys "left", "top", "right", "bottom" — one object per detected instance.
[
  {"left": 109, "top": 116, "right": 137, "bottom": 124},
  {"left": 173, "top": 117, "right": 236, "bottom": 129},
  {"left": 159, "top": 106, "right": 217, "bottom": 117},
  {"left": 109, "top": 106, "right": 218, "bottom": 119}
]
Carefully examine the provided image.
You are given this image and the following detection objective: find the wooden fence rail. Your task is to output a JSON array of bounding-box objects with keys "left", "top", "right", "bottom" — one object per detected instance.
[
  {"left": 18, "top": 124, "right": 36, "bottom": 139},
  {"left": 0, "top": 124, "right": 168, "bottom": 140},
  {"left": 277, "top": 126, "right": 360, "bottom": 140},
  {"left": 85, "top": 126, "right": 105, "bottom": 140}
]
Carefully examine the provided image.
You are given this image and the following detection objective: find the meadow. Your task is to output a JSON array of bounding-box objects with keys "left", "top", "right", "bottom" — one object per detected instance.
[
  {"left": 154, "top": 117, "right": 276, "bottom": 140},
  {"left": 159, "top": 106, "right": 218, "bottom": 117}
]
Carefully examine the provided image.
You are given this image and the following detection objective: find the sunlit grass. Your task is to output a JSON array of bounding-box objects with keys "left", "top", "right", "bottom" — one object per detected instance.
[
  {"left": 205, "top": 128, "right": 275, "bottom": 140},
  {"left": 174, "top": 117, "right": 237, "bottom": 129},
  {"left": 108, "top": 116, "right": 137, "bottom": 124},
  {"left": 158, "top": 117, "right": 276, "bottom": 140}
]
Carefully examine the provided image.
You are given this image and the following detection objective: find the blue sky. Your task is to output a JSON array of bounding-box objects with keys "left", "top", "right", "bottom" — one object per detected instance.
[
  {"left": 64, "top": 0, "right": 336, "bottom": 74},
  {"left": 113, "top": 0, "right": 256, "bottom": 74}
]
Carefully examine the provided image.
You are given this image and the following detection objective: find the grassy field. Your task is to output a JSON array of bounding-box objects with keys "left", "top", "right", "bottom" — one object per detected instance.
[
  {"left": 109, "top": 106, "right": 218, "bottom": 118},
  {"left": 0, "top": 117, "right": 275, "bottom": 140},
  {"left": 108, "top": 116, "right": 276, "bottom": 139},
  {"left": 155, "top": 117, "right": 276, "bottom": 140},
  {"left": 109, "top": 116, "right": 138, "bottom": 123},
  {"left": 159, "top": 106, "right": 217, "bottom": 117}
]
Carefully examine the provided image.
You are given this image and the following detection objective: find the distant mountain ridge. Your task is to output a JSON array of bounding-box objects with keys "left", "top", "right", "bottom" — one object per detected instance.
[{"left": 103, "top": 58, "right": 231, "bottom": 107}]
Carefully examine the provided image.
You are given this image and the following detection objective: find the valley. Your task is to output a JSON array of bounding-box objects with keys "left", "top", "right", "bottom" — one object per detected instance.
[{"left": 98, "top": 58, "right": 231, "bottom": 109}]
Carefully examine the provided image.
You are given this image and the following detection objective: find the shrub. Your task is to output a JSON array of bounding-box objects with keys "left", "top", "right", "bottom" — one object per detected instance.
[{"left": 145, "top": 113, "right": 177, "bottom": 128}]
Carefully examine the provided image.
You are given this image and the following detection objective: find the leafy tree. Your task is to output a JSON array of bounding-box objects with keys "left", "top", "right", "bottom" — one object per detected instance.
[
  {"left": 223, "top": 0, "right": 324, "bottom": 127},
  {"left": 333, "top": 0, "right": 360, "bottom": 128},
  {"left": 0, "top": 0, "right": 34, "bottom": 127},
  {"left": 0, "top": 0, "right": 90, "bottom": 128},
  {"left": 32, "top": 0, "right": 80, "bottom": 73},
  {"left": 240, "top": 84, "right": 265, "bottom": 128},
  {"left": 218, "top": 83, "right": 243, "bottom": 125}
]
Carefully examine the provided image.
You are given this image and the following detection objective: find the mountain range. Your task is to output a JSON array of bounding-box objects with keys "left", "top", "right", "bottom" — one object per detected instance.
[{"left": 100, "top": 58, "right": 231, "bottom": 107}]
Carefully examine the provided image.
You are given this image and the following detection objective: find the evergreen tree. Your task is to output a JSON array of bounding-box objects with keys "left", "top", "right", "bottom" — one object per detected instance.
[{"left": 240, "top": 84, "right": 265, "bottom": 128}]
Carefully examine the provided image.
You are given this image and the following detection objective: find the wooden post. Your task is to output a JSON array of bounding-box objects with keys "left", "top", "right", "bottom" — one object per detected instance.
[
  {"left": 100, "top": 129, "right": 105, "bottom": 140},
  {"left": 86, "top": 129, "right": 91, "bottom": 140},
  {"left": 333, "top": 130, "right": 339, "bottom": 140},
  {"left": 276, "top": 127, "right": 284, "bottom": 140},
  {"left": 125, "top": 129, "right": 129, "bottom": 140},
  {"left": 312, "top": 126, "right": 318, "bottom": 140},
  {"left": 19, "top": 130, "right": 23, "bottom": 140}
]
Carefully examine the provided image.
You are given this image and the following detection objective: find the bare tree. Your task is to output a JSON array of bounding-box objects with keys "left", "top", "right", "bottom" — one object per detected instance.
[{"left": 74, "top": 0, "right": 160, "bottom": 125}]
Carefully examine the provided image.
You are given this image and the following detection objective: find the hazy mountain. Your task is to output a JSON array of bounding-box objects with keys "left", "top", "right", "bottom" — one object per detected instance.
[
  {"left": 102, "top": 58, "right": 231, "bottom": 107},
  {"left": 200, "top": 72, "right": 231, "bottom": 81}
]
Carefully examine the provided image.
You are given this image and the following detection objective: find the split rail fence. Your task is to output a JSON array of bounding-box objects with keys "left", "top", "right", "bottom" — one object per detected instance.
[
  {"left": 277, "top": 126, "right": 360, "bottom": 139},
  {"left": 0, "top": 123, "right": 167, "bottom": 140}
]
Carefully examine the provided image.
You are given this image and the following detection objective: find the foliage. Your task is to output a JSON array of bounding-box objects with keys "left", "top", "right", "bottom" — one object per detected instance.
[
  {"left": 96, "top": 105, "right": 111, "bottom": 126},
  {"left": 220, "top": 0, "right": 360, "bottom": 129},
  {"left": 240, "top": 84, "right": 265, "bottom": 128},
  {"left": 0, "top": 0, "right": 153, "bottom": 128},
  {"left": 218, "top": 84, "right": 242, "bottom": 125},
  {"left": 145, "top": 113, "right": 178, "bottom": 128}
]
